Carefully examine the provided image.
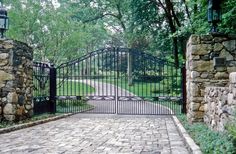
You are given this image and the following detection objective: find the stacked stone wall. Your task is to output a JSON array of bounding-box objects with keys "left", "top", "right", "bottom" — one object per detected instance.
[
  {"left": 0, "top": 39, "right": 33, "bottom": 121},
  {"left": 186, "top": 34, "right": 236, "bottom": 122},
  {"left": 204, "top": 73, "right": 236, "bottom": 131}
]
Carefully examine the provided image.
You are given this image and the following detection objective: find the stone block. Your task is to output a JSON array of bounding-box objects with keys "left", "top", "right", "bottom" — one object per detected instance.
[
  {"left": 201, "top": 34, "right": 213, "bottom": 41},
  {"left": 215, "top": 67, "right": 227, "bottom": 72},
  {"left": 214, "top": 43, "right": 224, "bottom": 52},
  {"left": 190, "top": 102, "right": 200, "bottom": 111},
  {"left": 190, "top": 96, "right": 204, "bottom": 102},
  {"left": 0, "top": 83, "right": 5, "bottom": 88},
  {"left": 219, "top": 49, "right": 234, "bottom": 61},
  {"left": 204, "top": 104, "right": 208, "bottom": 112},
  {"left": 3, "top": 103, "right": 15, "bottom": 115},
  {"left": 188, "top": 35, "right": 200, "bottom": 45},
  {"left": 191, "top": 44, "right": 212, "bottom": 55},
  {"left": 0, "top": 70, "right": 14, "bottom": 85},
  {"left": 16, "top": 106, "right": 25, "bottom": 116},
  {"left": 191, "top": 71, "right": 200, "bottom": 79},
  {"left": 228, "top": 93, "right": 236, "bottom": 105},
  {"left": 0, "top": 53, "right": 9, "bottom": 59},
  {"left": 190, "top": 82, "right": 200, "bottom": 97},
  {"left": 1, "top": 97, "right": 7, "bottom": 103},
  {"left": 227, "top": 67, "right": 236, "bottom": 73},
  {"left": 0, "top": 60, "right": 8, "bottom": 66},
  {"left": 2, "top": 41, "right": 14, "bottom": 49},
  {"left": 200, "top": 55, "right": 211, "bottom": 61},
  {"left": 229, "top": 72, "right": 236, "bottom": 84},
  {"left": 4, "top": 115, "right": 15, "bottom": 121},
  {"left": 223, "top": 40, "right": 236, "bottom": 51},
  {"left": 228, "top": 61, "right": 236, "bottom": 67},
  {"left": 233, "top": 88, "right": 236, "bottom": 98},
  {"left": 190, "top": 55, "right": 200, "bottom": 60},
  {"left": 213, "top": 37, "right": 228, "bottom": 43},
  {"left": 18, "top": 95, "right": 25, "bottom": 106},
  {"left": 215, "top": 72, "right": 229, "bottom": 80},
  {"left": 7, "top": 92, "right": 18, "bottom": 103},
  {"left": 191, "top": 61, "right": 213, "bottom": 72},
  {"left": 200, "top": 89, "right": 205, "bottom": 97},
  {"left": 199, "top": 105, "right": 205, "bottom": 111},
  {"left": 192, "top": 111, "right": 204, "bottom": 119},
  {"left": 25, "top": 104, "right": 32, "bottom": 110},
  {"left": 200, "top": 72, "right": 209, "bottom": 79}
]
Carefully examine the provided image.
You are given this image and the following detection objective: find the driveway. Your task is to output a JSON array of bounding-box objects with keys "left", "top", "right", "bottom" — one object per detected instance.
[
  {"left": 0, "top": 114, "right": 189, "bottom": 154},
  {"left": 79, "top": 80, "right": 174, "bottom": 114}
]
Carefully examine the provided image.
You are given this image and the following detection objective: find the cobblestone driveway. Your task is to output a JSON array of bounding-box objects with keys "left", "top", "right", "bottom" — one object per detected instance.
[{"left": 0, "top": 114, "right": 189, "bottom": 154}]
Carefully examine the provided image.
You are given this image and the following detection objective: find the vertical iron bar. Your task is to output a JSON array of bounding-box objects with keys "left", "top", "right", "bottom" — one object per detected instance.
[
  {"left": 181, "top": 65, "right": 187, "bottom": 114},
  {"left": 50, "top": 64, "right": 57, "bottom": 113},
  {"left": 115, "top": 48, "right": 119, "bottom": 114},
  {"left": 105, "top": 50, "right": 108, "bottom": 98}
]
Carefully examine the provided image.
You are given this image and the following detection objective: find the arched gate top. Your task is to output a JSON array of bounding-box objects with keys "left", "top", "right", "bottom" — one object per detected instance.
[{"left": 57, "top": 47, "right": 177, "bottom": 68}]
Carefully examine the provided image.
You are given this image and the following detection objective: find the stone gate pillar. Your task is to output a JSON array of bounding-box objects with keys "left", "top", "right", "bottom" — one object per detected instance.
[
  {"left": 186, "top": 34, "right": 236, "bottom": 123},
  {"left": 0, "top": 39, "right": 33, "bottom": 121}
]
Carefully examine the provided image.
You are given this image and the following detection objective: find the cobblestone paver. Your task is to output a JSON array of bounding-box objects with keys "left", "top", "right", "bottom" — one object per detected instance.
[{"left": 0, "top": 114, "right": 189, "bottom": 154}]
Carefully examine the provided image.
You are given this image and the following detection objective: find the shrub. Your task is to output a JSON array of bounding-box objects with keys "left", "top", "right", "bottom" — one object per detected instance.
[
  {"left": 226, "top": 113, "right": 236, "bottom": 153},
  {"left": 177, "top": 114, "right": 235, "bottom": 154},
  {"left": 150, "top": 87, "right": 170, "bottom": 94},
  {"left": 57, "top": 100, "right": 86, "bottom": 108}
]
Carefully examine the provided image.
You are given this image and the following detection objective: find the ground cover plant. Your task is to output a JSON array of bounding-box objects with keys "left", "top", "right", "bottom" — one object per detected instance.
[{"left": 177, "top": 114, "right": 235, "bottom": 154}]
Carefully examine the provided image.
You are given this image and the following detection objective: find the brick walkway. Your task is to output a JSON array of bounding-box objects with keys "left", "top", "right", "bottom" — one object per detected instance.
[{"left": 0, "top": 114, "right": 189, "bottom": 154}]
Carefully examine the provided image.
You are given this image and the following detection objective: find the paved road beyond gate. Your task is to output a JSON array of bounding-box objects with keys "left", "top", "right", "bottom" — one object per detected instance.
[{"left": 34, "top": 48, "right": 185, "bottom": 115}]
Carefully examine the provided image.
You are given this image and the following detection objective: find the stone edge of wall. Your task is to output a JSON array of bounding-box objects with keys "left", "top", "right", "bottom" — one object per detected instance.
[
  {"left": 204, "top": 72, "right": 236, "bottom": 131},
  {"left": 172, "top": 116, "right": 202, "bottom": 154}
]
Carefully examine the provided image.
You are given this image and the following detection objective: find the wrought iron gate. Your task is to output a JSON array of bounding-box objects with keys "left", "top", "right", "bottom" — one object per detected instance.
[
  {"left": 33, "top": 62, "right": 55, "bottom": 114},
  {"left": 56, "top": 48, "right": 184, "bottom": 115}
]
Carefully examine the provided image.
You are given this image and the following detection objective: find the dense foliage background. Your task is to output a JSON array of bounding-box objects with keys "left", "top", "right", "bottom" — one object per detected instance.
[{"left": 3, "top": 0, "right": 236, "bottom": 65}]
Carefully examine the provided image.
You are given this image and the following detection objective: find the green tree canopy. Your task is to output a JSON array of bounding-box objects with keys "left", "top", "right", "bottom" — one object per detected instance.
[{"left": 3, "top": 0, "right": 236, "bottom": 65}]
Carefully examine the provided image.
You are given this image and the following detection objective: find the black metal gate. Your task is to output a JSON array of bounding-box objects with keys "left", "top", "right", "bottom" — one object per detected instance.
[
  {"left": 56, "top": 48, "right": 183, "bottom": 115},
  {"left": 33, "top": 62, "right": 53, "bottom": 114}
]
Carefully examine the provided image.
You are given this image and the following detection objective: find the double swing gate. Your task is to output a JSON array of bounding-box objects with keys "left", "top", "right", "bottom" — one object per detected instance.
[{"left": 33, "top": 48, "right": 185, "bottom": 115}]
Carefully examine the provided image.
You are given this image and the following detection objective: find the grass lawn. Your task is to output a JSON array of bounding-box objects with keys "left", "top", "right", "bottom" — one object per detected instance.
[
  {"left": 56, "top": 80, "right": 95, "bottom": 113},
  {"left": 33, "top": 80, "right": 95, "bottom": 97},
  {"left": 57, "top": 80, "right": 95, "bottom": 96},
  {"left": 56, "top": 100, "right": 94, "bottom": 113},
  {"left": 33, "top": 80, "right": 95, "bottom": 114},
  {"left": 98, "top": 77, "right": 181, "bottom": 97}
]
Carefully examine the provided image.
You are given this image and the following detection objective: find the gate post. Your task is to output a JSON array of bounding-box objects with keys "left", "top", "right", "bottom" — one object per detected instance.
[
  {"left": 50, "top": 64, "right": 57, "bottom": 113},
  {"left": 181, "top": 65, "right": 187, "bottom": 114}
]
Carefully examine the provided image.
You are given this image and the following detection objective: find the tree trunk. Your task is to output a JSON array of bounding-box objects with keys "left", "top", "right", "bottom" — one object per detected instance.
[
  {"left": 173, "top": 37, "right": 179, "bottom": 68},
  {"left": 156, "top": 0, "right": 180, "bottom": 67}
]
